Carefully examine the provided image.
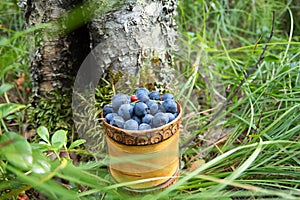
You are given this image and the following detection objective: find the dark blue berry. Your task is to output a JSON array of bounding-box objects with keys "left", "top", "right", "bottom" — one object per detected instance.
[
  {"left": 110, "top": 115, "right": 125, "bottom": 128},
  {"left": 162, "top": 99, "right": 177, "bottom": 114},
  {"left": 139, "top": 123, "right": 152, "bottom": 130},
  {"left": 105, "top": 113, "right": 117, "bottom": 123},
  {"left": 142, "top": 114, "right": 154, "bottom": 124},
  {"left": 135, "top": 88, "right": 149, "bottom": 97},
  {"left": 137, "top": 93, "right": 149, "bottom": 103},
  {"left": 149, "top": 91, "right": 161, "bottom": 100},
  {"left": 158, "top": 102, "right": 166, "bottom": 113},
  {"left": 132, "top": 115, "right": 142, "bottom": 125},
  {"left": 124, "top": 119, "right": 139, "bottom": 130},
  {"left": 173, "top": 113, "right": 178, "bottom": 119},
  {"left": 112, "top": 94, "right": 130, "bottom": 112},
  {"left": 103, "top": 104, "right": 113, "bottom": 116},
  {"left": 162, "top": 93, "right": 174, "bottom": 101},
  {"left": 134, "top": 102, "right": 148, "bottom": 117},
  {"left": 166, "top": 113, "right": 175, "bottom": 123},
  {"left": 118, "top": 104, "right": 133, "bottom": 121},
  {"left": 146, "top": 101, "right": 159, "bottom": 115},
  {"left": 152, "top": 112, "right": 169, "bottom": 128}
]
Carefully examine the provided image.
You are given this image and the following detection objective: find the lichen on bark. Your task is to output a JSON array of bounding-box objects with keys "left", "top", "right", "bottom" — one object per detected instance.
[{"left": 89, "top": 0, "right": 178, "bottom": 93}]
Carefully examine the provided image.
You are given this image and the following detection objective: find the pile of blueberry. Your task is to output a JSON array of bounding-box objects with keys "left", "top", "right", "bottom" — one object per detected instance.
[{"left": 103, "top": 88, "right": 179, "bottom": 130}]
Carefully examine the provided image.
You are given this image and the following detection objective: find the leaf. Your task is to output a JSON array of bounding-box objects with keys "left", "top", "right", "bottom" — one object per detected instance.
[
  {"left": 51, "top": 130, "right": 67, "bottom": 149},
  {"left": 0, "top": 132, "right": 33, "bottom": 170},
  {"left": 37, "top": 126, "right": 50, "bottom": 144},
  {"left": 5, "top": 114, "right": 18, "bottom": 120},
  {"left": 0, "top": 103, "right": 25, "bottom": 119},
  {"left": 69, "top": 139, "right": 86, "bottom": 149},
  {"left": 0, "top": 65, "right": 14, "bottom": 79},
  {"left": 0, "top": 83, "right": 14, "bottom": 96},
  {"left": 31, "top": 151, "right": 51, "bottom": 174},
  {"left": 264, "top": 54, "right": 280, "bottom": 62},
  {"left": 0, "top": 37, "right": 8, "bottom": 46},
  {"left": 188, "top": 159, "right": 206, "bottom": 172}
]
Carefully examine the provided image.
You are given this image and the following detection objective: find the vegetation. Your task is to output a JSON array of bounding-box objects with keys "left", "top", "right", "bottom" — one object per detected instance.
[{"left": 1, "top": 0, "right": 299, "bottom": 199}]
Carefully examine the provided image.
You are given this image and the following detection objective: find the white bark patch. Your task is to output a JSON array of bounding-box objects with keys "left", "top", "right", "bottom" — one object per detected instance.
[{"left": 136, "top": 24, "right": 166, "bottom": 51}]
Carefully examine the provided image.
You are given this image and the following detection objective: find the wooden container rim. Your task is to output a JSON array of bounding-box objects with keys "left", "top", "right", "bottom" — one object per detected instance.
[{"left": 102, "top": 101, "right": 182, "bottom": 146}]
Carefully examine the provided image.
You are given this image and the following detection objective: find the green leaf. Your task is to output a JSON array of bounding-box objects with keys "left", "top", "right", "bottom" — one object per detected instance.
[
  {"left": 69, "top": 139, "right": 86, "bottom": 149},
  {"left": 264, "top": 54, "right": 280, "bottom": 62},
  {"left": 51, "top": 130, "right": 67, "bottom": 149},
  {"left": 37, "top": 126, "right": 50, "bottom": 144},
  {"left": 0, "top": 37, "right": 8, "bottom": 47},
  {"left": 0, "top": 103, "right": 25, "bottom": 119},
  {"left": 31, "top": 151, "right": 51, "bottom": 174},
  {"left": 0, "top": 132, "right": 33, "bottom": 170},
  {"left": 0, "top": 65, "right": 14, "bottom": 79},
  {"left": 0, "top": 83, "right": 14, "bottom": 96},
  {"left": 5, "top": 114, "right": 18, "bottom": 120}
]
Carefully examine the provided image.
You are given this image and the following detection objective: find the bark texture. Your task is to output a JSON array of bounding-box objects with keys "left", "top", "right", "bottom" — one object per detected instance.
[
  {"left": 24, "top": 0, "right": 90, "bottom": 95},
  {"left": 23, "top": 0, "right": 90, "bottom": 131},
  {"left": 90, "top": 0, "right": 178, "bottom": 93}
]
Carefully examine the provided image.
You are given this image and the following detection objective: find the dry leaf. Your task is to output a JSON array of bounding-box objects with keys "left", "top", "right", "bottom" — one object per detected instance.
[
  {"left": 188, "top": 159, "right": 206, "bottom": 172},
  {"left": 18, "top": 193, "right": 29, "bottom": 200}
]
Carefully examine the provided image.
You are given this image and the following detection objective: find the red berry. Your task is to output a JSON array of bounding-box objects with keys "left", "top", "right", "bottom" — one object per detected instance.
[{"left": 131, "top": 95, "right": 139, "bottom": 102}]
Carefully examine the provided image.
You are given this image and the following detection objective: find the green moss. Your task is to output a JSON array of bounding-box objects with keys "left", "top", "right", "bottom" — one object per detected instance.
[{"left": 27, "top": 89, "right": 74, "bottom": 136}]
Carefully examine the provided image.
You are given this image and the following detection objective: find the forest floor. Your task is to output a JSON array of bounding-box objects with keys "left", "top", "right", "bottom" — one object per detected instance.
[{"left": 1, "top": 0, "right": 300, "bottom": 199}]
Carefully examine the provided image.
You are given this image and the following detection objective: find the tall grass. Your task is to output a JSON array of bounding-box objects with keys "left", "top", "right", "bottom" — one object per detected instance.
[{"left": 0, "top": 0, "right": 299, "bottom": 199}]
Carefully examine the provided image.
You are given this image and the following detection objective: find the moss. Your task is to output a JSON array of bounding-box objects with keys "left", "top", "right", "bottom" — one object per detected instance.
[{"left": 27, "top": 89, "right": 74, "bottom": 135}]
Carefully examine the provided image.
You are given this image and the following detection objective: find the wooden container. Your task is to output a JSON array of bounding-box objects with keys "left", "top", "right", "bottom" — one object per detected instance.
[{"left": 103, "top": 102, "right": 182, "bottom": 192}]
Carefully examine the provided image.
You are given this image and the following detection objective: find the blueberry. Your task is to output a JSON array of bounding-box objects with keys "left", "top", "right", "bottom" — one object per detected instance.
[
  {"left": 146, "top": 101, "right": 159, "bottom": 115},
  {"left": 137, "top": 93, "right": 149, "bottom": 103},
  {"left": 162, "top": 99, "right": 178, "bottom": 114},
  {"left": 158, "top": 102, "right": 166, "bottom": 113},
  {"left": 112, "top": 94, "right": 130, "bottom": 112},
  {"left": 110, "top": 115, "right": 125, "bottom": 128},
  {"left": 152, "top": 112, "right": 169, "bottom": 128},
  {"left": 103, "top": 104, "right": 113, "bottom": 116},
  {"left": 162, "top": 93, "right": 174, "bottom": 101},
  {"left": 166, "top": 112, "right": 175, "bottom": 123},
  {"left": 134, "top": 102, "right": 148, "bottom": 117},
  {"left": 142, "top": 114, "right": 154, "bottom": 124},
  {"left": 105, "top": 113, "right": 117, "bottom": 123},
  {"left": 173, "top": 113, "right": 178, "bottom": 119},
  {"left": 149, "top": 91, "right": 161, "bottom": 100},
  {"left": 132, "top": 115, "right": 142, "bottom": 125},
  {"left": 135, "top": 88, "right": 150, "bottom": 97},
  {"left": 139, "top": 123, "right": 152, "bottom": 130},
  {"left": 124, "top": 119, "right": 139, "bottom": 130},
  {"left": 118, "top": 103, "right": 133, "bottom": 121}
]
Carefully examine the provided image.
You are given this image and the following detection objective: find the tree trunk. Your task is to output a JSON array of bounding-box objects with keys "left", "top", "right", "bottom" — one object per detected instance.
[
  {"left": 22, "top": 0, "right": 178, "bottom": 152},
  {"left": 22, "top": 0, "right": 90, "bottom": 132},
  {"left": 23, "top": 0, "right": 91, "bottom": 95},
  {"left": 89, "top": 0, "right": 177, "bottom": 92}
]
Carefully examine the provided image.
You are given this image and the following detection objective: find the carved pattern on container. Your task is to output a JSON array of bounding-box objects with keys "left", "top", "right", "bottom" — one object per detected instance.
[
  {"left": 103, "top": 119, "right": 180, "bottom": 146},
  {"left": 103, "top": 101, "right": 181, "bottom": 146}
]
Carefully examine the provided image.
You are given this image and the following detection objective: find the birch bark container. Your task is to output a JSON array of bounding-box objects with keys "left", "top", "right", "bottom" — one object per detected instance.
[{"left": 103, "top": 102, "right": 182, "bottom": 192}]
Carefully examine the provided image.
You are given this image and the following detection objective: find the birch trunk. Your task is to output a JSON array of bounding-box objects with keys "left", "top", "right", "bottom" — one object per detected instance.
[
  {"left": 23, "top": 0, "right": 178, "bottom": 151},
  {"left": 89, "top": 0, "right": 178, "bottom": 92}
]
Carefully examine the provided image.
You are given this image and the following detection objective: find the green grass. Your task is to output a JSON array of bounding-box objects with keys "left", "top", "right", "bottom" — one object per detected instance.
[{"left": 1, "top": 0, "right": 300, "bottom": 199}]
